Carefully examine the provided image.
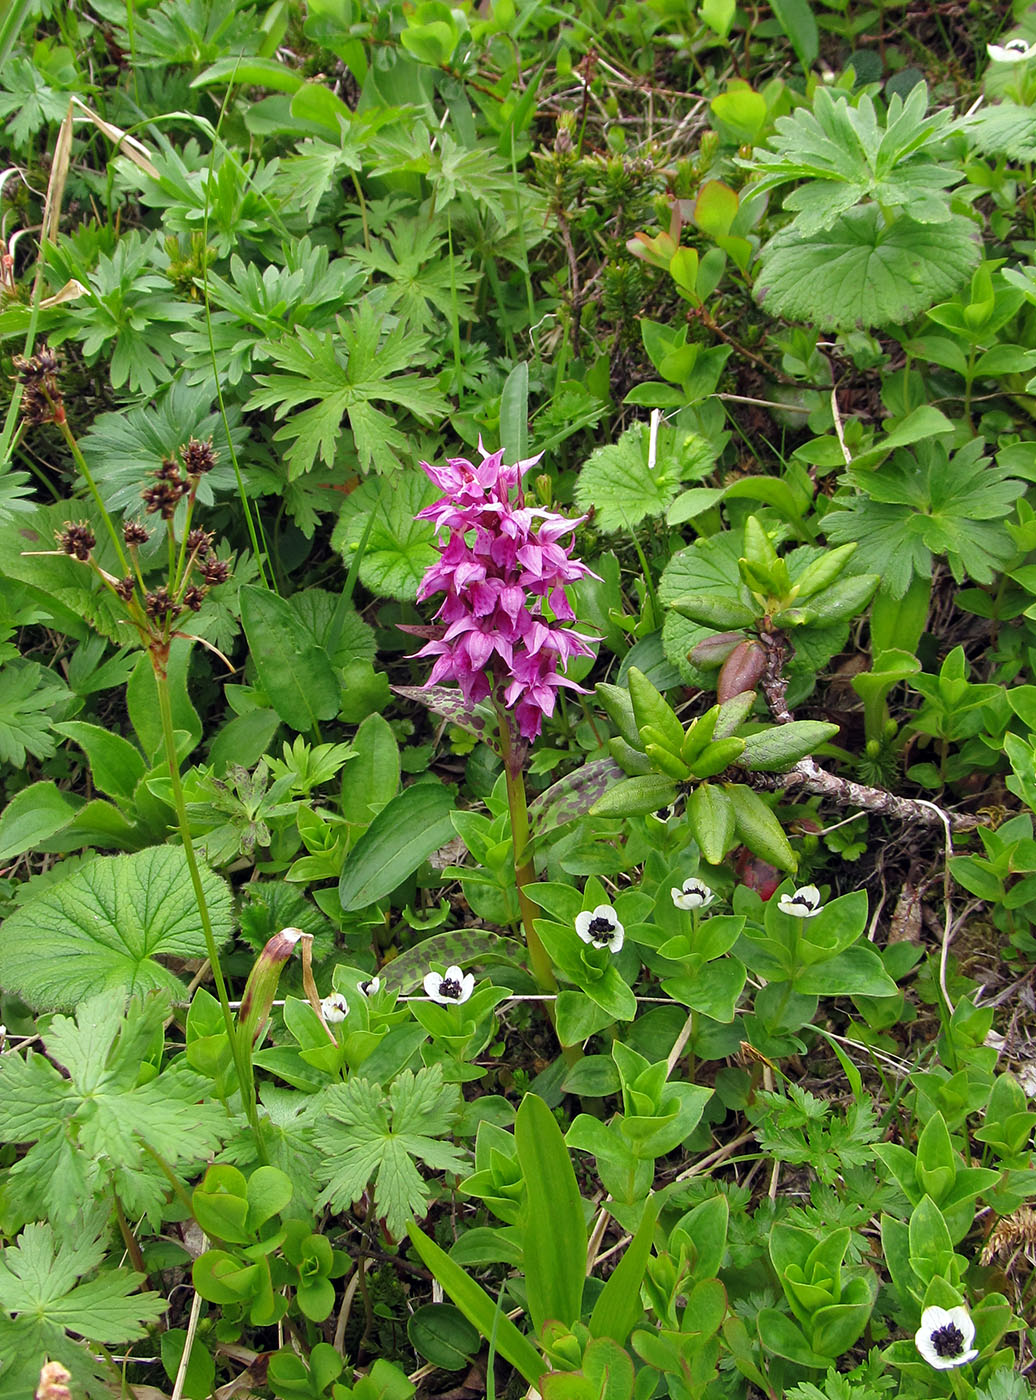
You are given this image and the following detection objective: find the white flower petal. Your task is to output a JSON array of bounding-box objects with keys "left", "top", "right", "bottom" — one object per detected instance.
[
  {"left": 915, "top": 1305, "right": 978, "bottom": 1369},
  {"left": 424, "top": 966, "right": 473, "bottom": 1004},
  {"left": 988, "top": 38, "right": 1036, "bottom": 62},
  {"left": 423, "top": 971, "right": 443, "bottom": 1000},
  {"left": 671, "top": 878, "right": 715, "bottom": 910},
  {"left": 777, "top": 883, "right": 822, "bottom": 917},
  {"left": 575, "top": 903, "right": 624, "bottom": 950},
  {"left": 320, "top": 992, "right": 349, "bottom": 1024}
]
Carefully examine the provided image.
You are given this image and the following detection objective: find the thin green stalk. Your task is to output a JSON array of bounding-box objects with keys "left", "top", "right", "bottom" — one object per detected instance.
[
  {"left": 155, "top": 662, "right": 264, "bottom": 1149},
  {"left": 57, "top": 417, "right": 129, "bottom": 574},
  {"left": 496, "top": 706, "right": 556, "bottom": 999}
]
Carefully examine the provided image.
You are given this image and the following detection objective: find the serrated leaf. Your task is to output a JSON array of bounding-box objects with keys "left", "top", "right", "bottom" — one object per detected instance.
[
  {"left": 824, "top": 437, "right": 1025, "bottom": 597},
  {"left": 574, "top": 422, "right": 684, "bottom": 534},
  {"left": 314, "top": 1066, "right": 466, "bottom": 1236},
  {"left": 0, "top": 660, "right": 74, "bottom": 766},
  {"left": 0, "top": 1220, "right": 164, "bottom": 1344},
  {"left": 247, "top": 301, "right": 447, "bottom": 478},
  {"left": 756, "top": 207, "right": 979, "bottom": 330},
  {"left": 749, "top": 86, "right": 959, "bottom": 234},
  {"left": 0, "top": 846, "right": 233, "bottom": 1009},
  {"left": 333, "top": 470, "right": 439, "bottom": 601}
]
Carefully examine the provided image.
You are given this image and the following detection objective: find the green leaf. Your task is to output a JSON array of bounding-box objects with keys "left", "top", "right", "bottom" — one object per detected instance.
[
  {"left": 339, "top": 782, "right": 456, "bottom": 911},
  {"left": 755, "top": 207, "right": 979, "bottom": 330},
  {"left": 0, "top": 781, "right": 79, "bottom": 863},
  {"left": 191, "top": 55, "right": 304, "bottom": 92},
  {"left": 0, "top": 1220, "right": 164, "bottom": 1344},
  {"left": 53, "top": 721, "right": 145, "bottom": 803},
  {"left": 749, "top": 86, "right": 959, "bottom": 235},
  {"left": 126, "top": 639, "right": 201, "bottom": 761},
  {"left": 740, "top": 722, "right": 839, "bottom": 772},
  {"left": 314, "top": 1066, "right": 466, "bottom": 1236},
  {"left": 500, "top": 363, "right": 529, "bottom": 465},
  {"left": 332, "top": 471, "right": 439, "bottom": 601},
  {"left": 0, "top": 660, "right": 74, "bottom": 766},
  {"left": 590, "top": 775, "right": 678, "bottom": 819},
  {"left": 240, "top": 586, "right": 341, "bottom": 734},
  {"left": 770, "top": 0, "right": 818, "bottom": 69},
  {"left": 0, "top": 846, "right": 233, "bottom": 1009},
  {"left": 574, "top": 422, "right": 705, "bottom": 534},
  {"left": 824, "top": 437, "right": 1025, "bottom": 598},
  {"left": 794, "top": 946, "right": 898, "bottom": 998},
  {"left": 340, "top": 712, "right": 400, "bottom": 829},
  {"left": 247, "top": 302, "right": 447, "bottom": 478},
  {"left": 0, "top": 995, "right": 226, "bottom": 1227},
  {"left": 589, "top": 1196, "right": 657, "bottom": 1344},
  {"left": 406, "top": 1223, "right": 544, "bottom": 1386},
  {"left": 408, "top": 1303, "right": 480, "bottom": 1370},
  {"left": 726, "top": 783, "right": 797, "bottom": 872},
  {"left": 515, "top": 1093, "right": 586, "bottom": 1336},
  {"left": 688, "top": 782, "right": 736, "bottom": 864}
]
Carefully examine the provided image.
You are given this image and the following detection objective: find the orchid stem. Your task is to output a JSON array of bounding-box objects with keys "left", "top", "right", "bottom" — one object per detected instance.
[
  {"left": 496, "top": 706, "right": 556, "bottom": 999},
  {"left": 496, "top": 707, "right": 582, "bottom": 1066}
]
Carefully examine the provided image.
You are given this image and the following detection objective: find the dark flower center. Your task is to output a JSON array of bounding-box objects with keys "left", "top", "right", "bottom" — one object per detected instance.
[
  {"left": 439, "top": 977, "right": 462, "bottom": 999},
  {"left": 790, "top": 894, "right": 815, "bottom": 909},
  {"left": 587, "top": 917, "right": 615, "bottom": 938},
  {"left": 931, "top": 1324, "right": 965, "bottom": 1358}
]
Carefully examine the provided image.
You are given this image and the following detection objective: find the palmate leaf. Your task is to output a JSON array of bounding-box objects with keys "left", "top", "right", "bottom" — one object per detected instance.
[
  {"left": 961, "top": 102, "right": 1036, "bottom": 162},
  {"left": 350, "top": 219, "right": 477, "bottom": 333},
  {"left": 824, "top": 438, "right": 1026, "bottom": 598},
  {"left": 748, "top": 84, "right": 960, "bottom": 234},
  {"left": 0, "top": 1217, "right": 164, "bottom": 1400},
  {"left": 247, "top": 299, "right": 447, "bottom": 478},
  {"left": 0, "top": 660, "right": 75, "bottom": 766},
  {"left": 0, "top": 845, "right": 234, "bottom": 1009},
  {"left": 574, "top": 421, "right": 715, "bottom": 534},
  {"left": 79, "top": 376, "right": 248, "bottom": 514},
  {"left": 0, "top": 996, "right": 227, "bottom": 1226},
  {"left": 313, "top": 1066, "right": 466, "bottom": 1236},
  {"left": 756, "top": 206, "right": 979, "bottom": 330}
]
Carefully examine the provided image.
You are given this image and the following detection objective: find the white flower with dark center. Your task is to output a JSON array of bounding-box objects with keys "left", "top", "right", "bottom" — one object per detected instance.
[
  {"left": 575, "top": 904, "right": 624, "bottom": 953},
  {"left": 424, "top": 965, "right": 475, "bottom": 1004},
  {"left": 357, "top": 976, "right": 381, "bottom": 996},
  {"left": 777, "top": 884, "right": 823, "bottom": 918},
  {"left": 988, "top": 37, "right": 1036, "bottom": 62},
  {"left": 671, "top": 878, "right": 715, "bottom": 911},
  {"left": 320, "top": 992, "right": 349, "bottom": 1024},
  {"left": 914, "top": 1305, "right": 978, "bottom": 1370}
]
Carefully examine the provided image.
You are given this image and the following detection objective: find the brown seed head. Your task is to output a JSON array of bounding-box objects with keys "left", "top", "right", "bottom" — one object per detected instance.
[
  {"left": 200, "top": 556, "right": 231, "bottom": 586},
  {"left": 142, "top": 479, "right": 188, "bottom": 519},
  {"left": 156, "top": 456, "right": 184, "bottom": 484},
  {"left": 13, "top": 349, "right": 63, "bottom": 425},
  {"left": 123, "top": 520, "right": 150, "bottom": 547},
  {"left": 56, "top": 521, "right": 96, "bottom": 561},
  {"left": 114, "top": 575, "right": 136, "bottom": 602},
  {"left": 181, "top": 436, "right": 218, "bottom": 475},
  {"left": 144, "top": 586, "right": 179, "bottom": 621},
  {"left": 186, "top": 526, "right": 214, "bottom": 555},
  {"left": 182, "top": 583, "right": 207, "bottom": 611}
]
